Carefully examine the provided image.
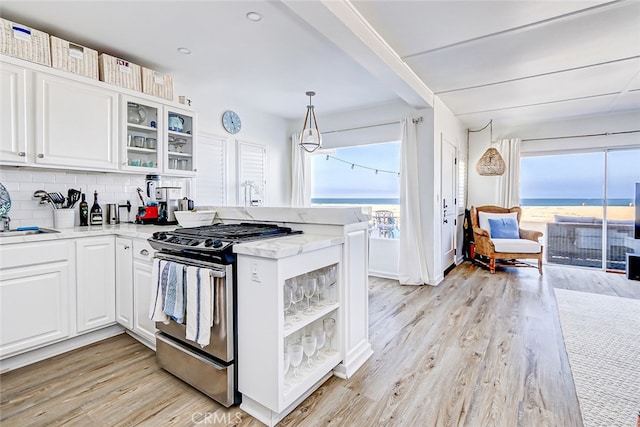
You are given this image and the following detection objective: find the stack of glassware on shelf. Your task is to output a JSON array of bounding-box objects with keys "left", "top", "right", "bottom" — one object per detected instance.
[{"left": 281, "top": 263, "right": 339, "bottom": 389}]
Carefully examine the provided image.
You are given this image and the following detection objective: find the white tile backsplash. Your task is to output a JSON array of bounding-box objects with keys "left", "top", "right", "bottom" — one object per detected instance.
[{"left": 1, "top": 167, "right": 191, "bottom": 229}]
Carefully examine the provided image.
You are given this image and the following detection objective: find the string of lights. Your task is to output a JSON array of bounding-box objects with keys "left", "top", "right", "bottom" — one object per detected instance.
[{"left": 324, "top": 154, "right": 400, "bottom": 177}]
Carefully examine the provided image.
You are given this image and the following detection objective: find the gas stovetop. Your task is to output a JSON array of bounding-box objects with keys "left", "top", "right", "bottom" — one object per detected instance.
[{"left": 148, "top": 223, "right": 302, "bottom": 255}]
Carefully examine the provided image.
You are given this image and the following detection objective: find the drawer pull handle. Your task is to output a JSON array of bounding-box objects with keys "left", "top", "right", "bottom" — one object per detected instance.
[
  {"left": 18, "top": 151, "right": 26, "bottom": 157},
  {"left": 140, "top": 249, "right": 149, "bottom": 256},
  {"left": 124, "top": 245, "right": 130, "bottom": 250},
  {"left": 37, "top": 153, "right": 44, "bottom": 158}
]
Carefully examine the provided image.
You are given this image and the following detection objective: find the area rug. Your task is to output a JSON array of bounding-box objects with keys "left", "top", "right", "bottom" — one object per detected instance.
[{"left": 554, "top": 288, "right": 640, "bottom": 427}]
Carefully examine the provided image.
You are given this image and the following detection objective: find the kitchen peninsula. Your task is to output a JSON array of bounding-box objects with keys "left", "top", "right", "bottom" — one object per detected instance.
[{"left": 0, "top": 206, "right": 372, "bottom": 426}]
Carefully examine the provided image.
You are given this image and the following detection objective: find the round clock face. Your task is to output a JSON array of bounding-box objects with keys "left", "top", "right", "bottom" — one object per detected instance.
[{"left": 222, "top": 110, "right": 241, "bottom": 134}]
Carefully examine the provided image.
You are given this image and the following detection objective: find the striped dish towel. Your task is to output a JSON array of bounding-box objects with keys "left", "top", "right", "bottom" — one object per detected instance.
[
  {"left": 150, "top": 259, "right": 170, "bottom": 324},
  {"left": 185, "top": 266, "right": 213, "bottom": 348}
]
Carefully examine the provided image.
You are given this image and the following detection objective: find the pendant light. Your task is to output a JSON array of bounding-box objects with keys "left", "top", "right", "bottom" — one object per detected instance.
[
  {"left": 470, "top": 120, "right": 505, "bottom": 176},
  {"left": 299, "top": 91, "right": 322, "bottom": 153}
]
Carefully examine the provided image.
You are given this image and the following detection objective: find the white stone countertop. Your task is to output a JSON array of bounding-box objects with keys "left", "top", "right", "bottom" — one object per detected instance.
[
  {"left": 0, "top": 223, "right": 176, "bottom": 244},
  {"left": 199, "top": 206, "right": 371, "bottom": 226},
  {"left": 233, "top": 233, "right": 344, "bottom": 259}
]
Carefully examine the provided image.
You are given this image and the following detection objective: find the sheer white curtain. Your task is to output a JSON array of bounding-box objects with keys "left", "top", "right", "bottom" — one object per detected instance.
[
  {"left": 498, "top": 138, "right": 521, "bottom": 208},
  {"left": 399, "top": 118, "right": 430, "bottom": 285},
  {"left": 290, "top": 134, "right": 307, "bottom": 206}
]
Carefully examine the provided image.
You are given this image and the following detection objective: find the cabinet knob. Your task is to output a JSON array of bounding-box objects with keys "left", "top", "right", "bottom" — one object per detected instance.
[
  {"left": 37, "top": 153, "right": 44, "bottom": 158},
  {"left": 18, "top": 151, "right": 26, "bottom": 157},
  {"left": 140, "top": 249, "right": 149, "bottom": 256},
  {"left": 124, "top": 245, "right": 130, "bottom": 250}
]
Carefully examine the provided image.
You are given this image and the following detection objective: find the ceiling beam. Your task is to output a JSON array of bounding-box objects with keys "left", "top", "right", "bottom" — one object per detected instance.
[{"left": 281, "top": 0, "right": 434, "bottom": 110}]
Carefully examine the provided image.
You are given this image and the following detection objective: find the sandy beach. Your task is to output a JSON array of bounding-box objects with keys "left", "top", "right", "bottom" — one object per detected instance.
[{"left": 520, "top": 206, "right": 634, "bottom": 233}]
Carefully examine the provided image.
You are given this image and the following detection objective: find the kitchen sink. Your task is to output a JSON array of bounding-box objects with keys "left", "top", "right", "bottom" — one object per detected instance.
[{"left": 0, "top": 228, "right": 60, "bottom": 237}]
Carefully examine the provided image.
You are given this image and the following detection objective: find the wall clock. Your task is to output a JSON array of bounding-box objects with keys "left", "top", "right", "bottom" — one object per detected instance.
[{"left": 222, "top": 110, "right": 241, "bottom": 134}]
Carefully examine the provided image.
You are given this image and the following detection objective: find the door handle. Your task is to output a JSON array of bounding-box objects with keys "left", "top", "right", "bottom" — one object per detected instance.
[{"left": 443, "top": 218, "right": 448, "bottom": 224}]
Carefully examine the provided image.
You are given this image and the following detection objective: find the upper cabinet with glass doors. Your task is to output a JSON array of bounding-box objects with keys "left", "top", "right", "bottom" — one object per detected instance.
[
  {"left": 121, "top": 96, "right": 162, "bottom": 173},
  {"left": 164, "top": 106, "right": 196, "bottom": 177}
]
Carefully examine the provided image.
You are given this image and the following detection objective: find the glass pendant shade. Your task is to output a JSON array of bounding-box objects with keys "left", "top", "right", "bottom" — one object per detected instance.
[
  {"left": 476, "top": 147, "right": 506, "bottom": 176},
  {"left": 299, "top": 91, "right": 322, "bottom": 153}
]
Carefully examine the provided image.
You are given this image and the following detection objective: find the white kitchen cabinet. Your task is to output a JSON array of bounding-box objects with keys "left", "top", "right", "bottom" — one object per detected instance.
[
  {"left": 0, "top": 241, "right": 72, "bottom": 358},
  {"left": 164, "top": 105, "right": 197, "bottom": 177},
  {"left": 0, "top": 61, "right": 29, "bottom": 164},
  {"left": 75, "top": 237, "right": 116, "bottom": 333},
  {"left": 132, "top": 239, "right": 157, "bottom": 345},
  {"left": 237, "top": 244, "right": 342, "bottom": 426},
  {"left": 34, "top": 72, "right": 119, "bottom": 170},
  {"left": 115, "top": 237, "right": 133, "bottom": 329},
  {"left": 120, "top": 95, "right": 162, "bottom": 173}
]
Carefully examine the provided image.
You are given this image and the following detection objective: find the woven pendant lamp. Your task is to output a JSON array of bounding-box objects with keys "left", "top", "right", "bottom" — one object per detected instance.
[
  {"left": 476, "top": 147, "right": 505, "bottom": 176},
  {"left": 470, "top": 119, "right": 506, "bottom": 176}
]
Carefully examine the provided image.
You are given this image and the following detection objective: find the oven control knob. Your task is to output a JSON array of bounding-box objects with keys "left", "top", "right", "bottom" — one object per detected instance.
[
  {"left": 153, "top": 232, "right": 167, "bottom": 240},
  {"left": 204, "top": 238, "right": 214, "bottom": 247},
  {"left": 213, "top": 239, "right": 223, "bottom": 248}
]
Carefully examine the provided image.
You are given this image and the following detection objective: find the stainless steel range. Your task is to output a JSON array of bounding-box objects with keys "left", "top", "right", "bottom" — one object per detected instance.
[{"left": 148, "top": 223, "right": 302, "bottom": 407}]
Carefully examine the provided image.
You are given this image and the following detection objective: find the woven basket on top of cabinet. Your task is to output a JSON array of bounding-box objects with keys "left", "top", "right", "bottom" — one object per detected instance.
[
  {"left": 0, "top": 17, "right": 51, "bottom": 66},
  {"left": 98, "top": 53, "right": 142, "bottom": 92},
  {"left": 50, "top": 36, "right": 98, "bottom": 79}
]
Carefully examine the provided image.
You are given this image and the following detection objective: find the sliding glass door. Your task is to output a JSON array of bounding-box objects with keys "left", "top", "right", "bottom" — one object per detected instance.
[
  {"left": 520, "top": 148, "right": 639, "bottom": 271},
  {"left": 605, "top": 149, "right": 640, "bottom": 270}
]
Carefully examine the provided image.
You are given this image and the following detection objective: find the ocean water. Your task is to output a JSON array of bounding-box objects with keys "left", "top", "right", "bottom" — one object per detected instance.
[
  {"left": 520, "top": 198, "right": 634, "bottom": 207},
  {"left": 311, "top": 198, "right": 400, "bottom": 205}
]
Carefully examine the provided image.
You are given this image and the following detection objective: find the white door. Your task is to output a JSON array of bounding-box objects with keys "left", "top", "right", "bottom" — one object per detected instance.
[
  {"left": 115, "top": 238, "right": 134, "bottom": 329},
  {"left": 441, "top": 136, "right": 457, "bottom": 271},
  {"left": 34, "top": 72, "right": 119, "bottom": 170},
  {"left": 195, "top": 133, "right": 227, "bottom": 205},
  {"left": 237, "top": 141, "right": 266, "bottom": 206},
  {"left": 76, "top": 237, "right": 116, "bottom": 332},
  {"left": 0, "top": 62, "right": 29, "bottom": 165},
  {"left": 133, "top": 259, "right": 156, "bottom": 344}
]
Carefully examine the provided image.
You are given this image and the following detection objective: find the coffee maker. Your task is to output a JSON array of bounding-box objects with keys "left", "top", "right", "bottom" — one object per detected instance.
[
  {"left": 156, "top": 186, "right": 181, "bottom": 224},
  {"left": 135, "top": 174, "right": 160, "bottom": 224}
]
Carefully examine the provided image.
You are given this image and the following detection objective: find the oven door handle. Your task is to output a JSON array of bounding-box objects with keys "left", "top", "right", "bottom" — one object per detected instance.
[{"left": 154, "top": 254, "right": 226, "bottom": 278}]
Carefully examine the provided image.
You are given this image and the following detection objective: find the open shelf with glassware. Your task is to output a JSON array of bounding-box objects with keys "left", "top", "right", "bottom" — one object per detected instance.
[
  {"left": 122, "top": 96, "right": 161, "bottom": 172},
  {"left": 164, "top": 107, "right": 196, "bottom": 176},
  {"left": 236, "top": 243, "right": 343, "bottom": 427}
]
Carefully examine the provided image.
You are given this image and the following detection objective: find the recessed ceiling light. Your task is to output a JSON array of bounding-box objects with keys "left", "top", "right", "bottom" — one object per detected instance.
[
  {"left": 246, "top": 12, "right": 262, "bottom": 22},
  {"left": 177, "top": 47, "right": 191, "bottom": 55}
]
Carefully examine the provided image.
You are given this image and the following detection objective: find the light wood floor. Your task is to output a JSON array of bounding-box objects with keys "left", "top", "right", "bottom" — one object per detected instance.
[{"left": 2, "top": 263, "right": 638, "bottom": 426}]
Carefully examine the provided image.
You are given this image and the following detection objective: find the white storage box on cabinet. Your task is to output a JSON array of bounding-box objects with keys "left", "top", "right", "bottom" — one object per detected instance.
[
  {"left": 0, "top": 18, "right": 51, "bottom": 66},
  {"left": 237, "top": 244, "right": 342, "bottom": 426},
  {"left": 0, "top": 240, "right": 72, "bottom": 358},
  {"left": 75, "top": 237, "right": 116, "bottom": 333},
  {"left": 142, "top": 67, "right": 173, "bottom": 101},
  {"left": 98, "top": 53, "right": 141, "bottom": 92},
  {"left": 50, "top": 36, "right": 98, "bottom": 79}
]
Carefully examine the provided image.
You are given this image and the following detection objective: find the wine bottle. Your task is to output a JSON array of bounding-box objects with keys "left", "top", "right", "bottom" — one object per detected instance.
[
  {"left": 90, "top": 191, "right": 103, "bottom": 225},
  {"left": 79, "top": 193, "right": 89, "bottom": 226}
]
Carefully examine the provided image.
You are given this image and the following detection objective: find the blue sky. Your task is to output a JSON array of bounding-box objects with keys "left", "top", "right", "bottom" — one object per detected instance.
[
  {"left": 311, "top": 142, "right": 400, "bottom": 199},
  {"left": 312, "top": 143, "right": 639, "bottom": 201},
  {"left": 521, "top": 149, "right": 640, "bottom": 199}
]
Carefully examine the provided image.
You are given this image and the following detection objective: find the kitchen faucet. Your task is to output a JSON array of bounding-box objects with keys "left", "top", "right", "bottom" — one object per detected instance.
[{"left": 1, "top": 215, "right": 10, "bottom": 231}]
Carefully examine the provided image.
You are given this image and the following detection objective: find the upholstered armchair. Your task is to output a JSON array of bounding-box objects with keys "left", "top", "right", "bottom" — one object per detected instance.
[{"left": 471, "top": 205, "right": 543, "bottom": 274}]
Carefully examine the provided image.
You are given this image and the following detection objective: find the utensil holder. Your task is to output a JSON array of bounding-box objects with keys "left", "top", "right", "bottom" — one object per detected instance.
[{"left": 53, "top": 209, "right": 75, "bottom": 229}]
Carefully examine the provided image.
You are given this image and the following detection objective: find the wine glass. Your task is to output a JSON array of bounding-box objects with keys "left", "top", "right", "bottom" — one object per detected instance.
[
  {"left": 287, "top": 343, "right": 303, "bottom": 382},
  {"left": 283, "top": 351, "right": 290, "bottom": 377},
  {"left": 301, "top": 334, "right": 317, "bottom": 369},
  {"left": 323, "top": 318, "right": 337, "bottom": 355},
  {"left": 312, "top": 326, "right": 326, "bottom": 361},
  {"left": 327, "top": 265, "right": 338, "bottom": 304},
  {"left": 291, "top": 278, "right": 304, "bottom": 321},
  {"left": 303, "top": 275, "right": 317, "bottom": 315},
  {"left": 316, "top": 271, "right": 327, "bottom": 307},
  {"left": 283, "top": 284, "right": 292, "bottom": 330}
]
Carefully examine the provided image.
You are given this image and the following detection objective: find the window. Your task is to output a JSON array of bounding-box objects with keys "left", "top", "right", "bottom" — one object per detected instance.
[
  {"left": 237, "top": 141, "right": 266, "bottom": 206},
  {"left": 520, "top": 148, "right": 639, "bottom": 271},
  {"left": 311, "top": 141, "right": 400, "bottom": 237}
]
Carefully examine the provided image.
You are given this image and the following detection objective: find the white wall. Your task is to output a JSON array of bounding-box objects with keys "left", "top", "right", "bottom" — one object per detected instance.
[
  {"left": 177, "top": 78, "right": 291, "bottom": 207},
  {"left": 0, "top": 168, "right": 149, "bottom": 229}
]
